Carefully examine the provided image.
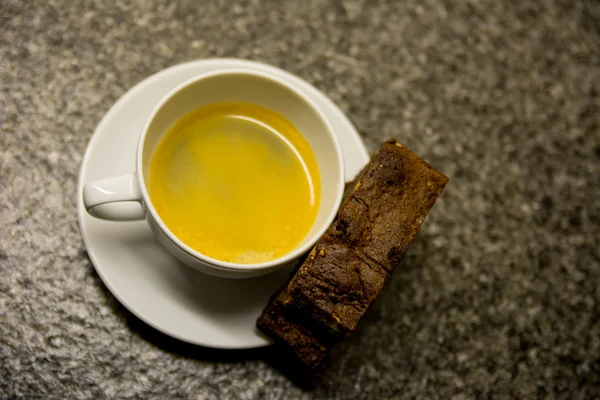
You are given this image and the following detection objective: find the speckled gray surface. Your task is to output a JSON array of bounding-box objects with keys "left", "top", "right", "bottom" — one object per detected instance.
[{"left": 1, "top": 0, "right": 600, "bottom": 398}]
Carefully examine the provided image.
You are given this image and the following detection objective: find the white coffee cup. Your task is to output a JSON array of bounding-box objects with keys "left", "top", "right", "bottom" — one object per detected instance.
[{"left": 82, "top": 69, "right": 345, "bottom": 279}]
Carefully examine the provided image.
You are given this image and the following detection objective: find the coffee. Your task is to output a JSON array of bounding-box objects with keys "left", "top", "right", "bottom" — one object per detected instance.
[{"left": 149, "top": 102, "right": 321, "bottom": 264}]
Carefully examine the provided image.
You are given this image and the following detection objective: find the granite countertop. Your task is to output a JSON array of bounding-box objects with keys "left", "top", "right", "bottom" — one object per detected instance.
[{"left": 1, "top": 0, "right": 599, "bottom": 398}]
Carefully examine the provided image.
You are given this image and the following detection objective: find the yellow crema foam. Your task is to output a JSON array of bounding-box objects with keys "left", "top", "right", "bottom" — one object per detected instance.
[{"left": 149, "top": 102, "right": 321, "bottom": 264}]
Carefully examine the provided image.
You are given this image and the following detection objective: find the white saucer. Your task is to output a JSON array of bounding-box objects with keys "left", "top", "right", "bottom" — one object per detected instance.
[{"left": 77, "top": 59, "right": 370, "bottom": 349}]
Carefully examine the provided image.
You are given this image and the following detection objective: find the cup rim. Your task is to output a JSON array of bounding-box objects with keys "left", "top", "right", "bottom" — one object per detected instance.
[{"left": 136, "top": 68, "right": 345, "bottom": 271}]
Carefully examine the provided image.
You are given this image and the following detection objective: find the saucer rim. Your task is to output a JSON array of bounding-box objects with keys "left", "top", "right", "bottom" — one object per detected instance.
[{"left": 77, "top": 58, "right": 370, "bottom": 349}]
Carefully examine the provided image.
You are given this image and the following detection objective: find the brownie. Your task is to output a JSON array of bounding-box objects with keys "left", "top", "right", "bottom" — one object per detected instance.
[
  {"left": 256, "top": 289, "right": 330, "bottom": 371},
  {"left": 257, "top": 139, "right": 449, "bottom": 370},
  {"left": 286, "top": 139, "right": 449, "bottom": 335}
]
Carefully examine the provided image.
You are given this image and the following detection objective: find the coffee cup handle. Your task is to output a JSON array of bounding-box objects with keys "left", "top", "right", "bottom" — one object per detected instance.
[{"left": 82, "top": 174, "right": 145, "bottom": 221}]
